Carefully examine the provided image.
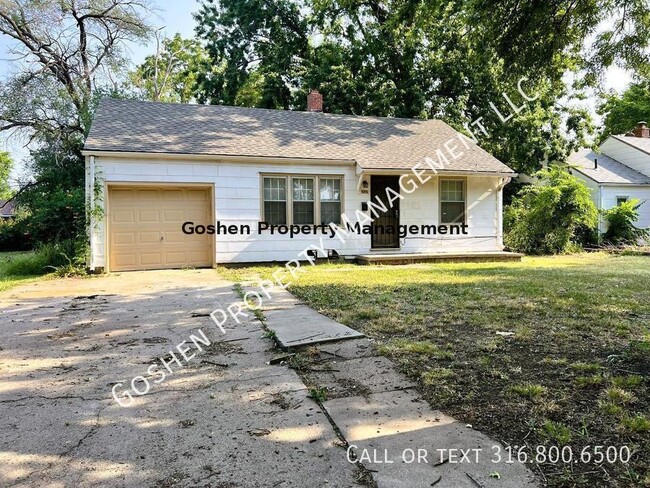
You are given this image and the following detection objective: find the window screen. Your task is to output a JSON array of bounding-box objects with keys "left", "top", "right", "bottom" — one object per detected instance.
[
  {"left": 440, "top": 180, "right": 465, "bottom": 224},
  {"left": 320, "top": 178, "right": 341, "bottom": 224},
  {"left": 263, "top": 177, "right": 287, "bottom": 224}
]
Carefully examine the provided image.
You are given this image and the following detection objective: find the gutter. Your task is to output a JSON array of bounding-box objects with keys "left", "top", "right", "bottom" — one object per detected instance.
[{"left": 80, "top": 150, "right": 356, "bottom": 166}]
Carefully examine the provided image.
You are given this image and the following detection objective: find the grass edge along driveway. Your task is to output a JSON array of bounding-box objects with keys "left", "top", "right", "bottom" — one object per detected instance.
[{"left": 216, "top": 253, "right": 650, "bottom": 488}]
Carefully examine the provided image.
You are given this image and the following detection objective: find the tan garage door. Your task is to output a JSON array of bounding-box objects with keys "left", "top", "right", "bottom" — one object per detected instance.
[{"left": 108, "top": 186, "right": 213, "bottom": 272}]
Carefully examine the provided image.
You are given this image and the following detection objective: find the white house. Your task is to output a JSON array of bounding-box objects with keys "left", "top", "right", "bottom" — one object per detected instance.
[
  {"left": 82, "top": 94, "right": 518, "bottom": 271},
  {"left": 569, "top": 122, "right": 650, "bottom": 236}
]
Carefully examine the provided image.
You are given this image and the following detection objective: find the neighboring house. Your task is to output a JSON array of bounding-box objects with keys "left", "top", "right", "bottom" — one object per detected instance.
[
  {"left": 0, "top": 199, "right": 16, "bottom": 219},
  {"left": 82, "top": 93, "right": 516, "bottom": 271},
  {"left": 570, "top": 122, "right": 650, "bottom": 236}
]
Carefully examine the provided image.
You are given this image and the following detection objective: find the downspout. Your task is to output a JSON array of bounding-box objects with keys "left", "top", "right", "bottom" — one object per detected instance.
[
  {"left": 598, "top": 184, "right": 604, "bottom": 240},
  {"left": 496, "top": 177, "right": 511, "bottom": 248},
  {"left": 89, "top": 155, "right": 95, "bottom": 271}
]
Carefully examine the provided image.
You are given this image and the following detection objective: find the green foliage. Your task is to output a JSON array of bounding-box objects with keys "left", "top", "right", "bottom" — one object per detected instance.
[
  {"left": 1, "top": 240, "right": 83, "bottom": 276},
  {"left": 191, "top": 0, "right": 650, "bottom": 174},
  {"left": 599, "top": 81, "right": 650, "bottom": 141},
  {"left": 0, "top": 151, "right": 12, "bottom": 199},
  {"left": 308, "top": 386, "right": 328, "bottom": 403},
  {"left": 540, "top": 420, "right": 572, "bottom": 445},
  {"left": 504, "top": 166, "right": 598, "bottom": 254},
  {"left": 511, "top": 382, "right": 547, "bottom": 399},
  {"left": 16, "top": 137, "right": 85, "bottom": 244},
  {"left": 130, "top": 33, "right": 207, "bottom": 103},
  {"left": 0, "top": 218, "right": 32, "bottom": 251},
  {"left": 603, "top": 199, "right": 650, "bottom": 245}
]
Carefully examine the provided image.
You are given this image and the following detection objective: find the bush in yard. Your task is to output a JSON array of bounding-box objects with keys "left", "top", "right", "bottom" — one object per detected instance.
[
  {"left": 2, "top": 240, "right": 84, "bottom": 277},
  {"left": 504, "top": 166, "right": 598, "bottom": 254},
  {"left": 0, "top": 218, "right": 33, "bottom": 251},
  {"left": 603, "top": 199, "right": 650, "bottom": 245}
]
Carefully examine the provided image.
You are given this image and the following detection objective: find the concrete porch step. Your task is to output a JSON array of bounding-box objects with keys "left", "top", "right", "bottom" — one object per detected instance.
[{"left": 355, "top": 251, "right": 523, "bottom": 265}]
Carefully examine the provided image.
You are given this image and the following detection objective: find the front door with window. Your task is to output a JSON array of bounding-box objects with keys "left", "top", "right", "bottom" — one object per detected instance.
[{"left": 370, "top": 175, "right": 400, "bottom": 248}]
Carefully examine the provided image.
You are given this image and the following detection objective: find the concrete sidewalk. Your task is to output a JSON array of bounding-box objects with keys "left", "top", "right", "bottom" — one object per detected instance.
[{"left": 256, "top": 287, "right": 538, "bottom": 488}]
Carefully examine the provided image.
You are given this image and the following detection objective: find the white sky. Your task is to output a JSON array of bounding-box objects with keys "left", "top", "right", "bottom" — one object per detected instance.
[{"left": 0, "top": 1, "right": 634, "bottom": 186}]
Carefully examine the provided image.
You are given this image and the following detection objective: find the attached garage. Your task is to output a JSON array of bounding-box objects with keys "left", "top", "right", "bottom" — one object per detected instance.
[{"left": 107, "top": 185, "right": 213, "bottom": 272}]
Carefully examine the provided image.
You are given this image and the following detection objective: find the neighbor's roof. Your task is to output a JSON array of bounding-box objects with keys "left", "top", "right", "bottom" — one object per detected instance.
[
  {"left": 0, "top": 199, "right": 16, "bottom": 216},
  {"left": 569, "top": 148, "right": 650, "bottom": 185},
  {"left": 84, "top": 99, "right": 514, "bottom": 174},
  {"left": 612, "top": 134, "right": 650, "bottom": 155}
]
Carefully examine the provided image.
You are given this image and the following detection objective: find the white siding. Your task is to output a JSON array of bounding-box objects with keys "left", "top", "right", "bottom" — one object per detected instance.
[
  {"left": 601, "top": 138, "right": 650, "bottom": 178},
  {"left": 88, "top": 156, "right": 505, "bottom": 267},
  {"left": 601, "top": 186, "right": 650, "bottom": 231},
  {"left": 572, "top": 171, "right": 650, "bottom": 233}
]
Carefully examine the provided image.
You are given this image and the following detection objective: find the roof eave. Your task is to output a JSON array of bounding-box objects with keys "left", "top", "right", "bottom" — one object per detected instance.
[
  {"left": 81, "top": 149, "right": 356, "bottom": 166},
  {"left": 357, "top": 167, "right": 516, "bottom": 177}
]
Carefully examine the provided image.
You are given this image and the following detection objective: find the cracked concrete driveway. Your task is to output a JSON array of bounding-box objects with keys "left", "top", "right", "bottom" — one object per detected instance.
[{"left": 0, "top": 270, "right": 358, "bottom": 488}]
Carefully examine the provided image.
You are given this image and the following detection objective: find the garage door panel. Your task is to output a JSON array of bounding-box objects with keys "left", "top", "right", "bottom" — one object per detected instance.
[
  {"left": 137, "top": 210, "right": 161, "bottom": 223},
  {"left": 161, "top": 189, "right": 184, "bottom": 201},
  {"left": 140, "top": 252, "right": 163, "bottom": 266},
  {"left": 113, "top": 210, "right": 135, "bottom": 223},
  {"left": 109, "top": 186, "right": 213, "bottom": 272},
  {"left": 187, "top": 189, "right": 209, "bottom": 201},
  {"left": 112, "top": 254, "right": 136, "bottom": 268},
  {"left": 113, "top": 232, "right": 136, "bottom": 245},
  {"left": 139, "top": 232, "right": 161, "bottom": 244},
  {"left": 186, "top": 208, "right": 210, "bottom": 220},
  {"left": 188, "top": 249, "right": 211, "bottom": 262},
  {"left": 162, "top": 209, "right": 186, "bottom": 221},
  {"left": 137, "top": 189, "right": 161, "bottom": 203}
]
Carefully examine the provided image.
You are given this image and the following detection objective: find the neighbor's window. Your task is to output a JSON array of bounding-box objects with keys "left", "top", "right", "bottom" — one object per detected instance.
[
  {"left": 320, "top": 178, "right": 341, "bottom": 224},
  {"left": 293, "top": 178, "right": 315, "bottom": 224},
  {"left": 263, "top": 177, "right": 287, "bottom": 224},
  {"left": 440, "top": 179, "right": 465, "bottom": 224},
  {"left": 616, "top": 196, "right": 629, "bottom": 206}
]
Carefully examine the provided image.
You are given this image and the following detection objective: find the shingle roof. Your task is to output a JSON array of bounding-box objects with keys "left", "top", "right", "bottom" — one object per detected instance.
[
  {"left": 612, "top": 134, "right": 650, "bottom": 155},
  {"left": 0, "top": 199, "right": 16, "bottom": 216},
  {"left": 569, "top": 148, "right": 650, "bottom": 185},
  {"left": 84, "top": 99, "right": 514, "bottom": 174}
]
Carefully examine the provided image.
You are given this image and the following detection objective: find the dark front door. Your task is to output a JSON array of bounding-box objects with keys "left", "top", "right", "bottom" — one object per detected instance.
[{"left": 370, "top": 175, "right": 400, "bottom": 248}]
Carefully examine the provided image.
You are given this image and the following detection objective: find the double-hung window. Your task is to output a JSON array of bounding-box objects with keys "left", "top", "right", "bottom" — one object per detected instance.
[
  {"left": 262, "top": 175, "right": 342, "bottom": 225},
  {"left": 440, "top": 179, "right": 466, "bottom": 224},
  {"left": 263, "top": 177, "right": 287, "bottom": 225},
  {"left": 319, "top": 178, "right": 341, "bottom": 225},
  {"left": 293, "top": 178, "right": 315, "bottom": 224}
]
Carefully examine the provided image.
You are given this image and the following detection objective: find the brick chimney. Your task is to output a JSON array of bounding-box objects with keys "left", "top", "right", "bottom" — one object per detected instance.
[
  {"left": 307, "top": 89, "right": 323, "bottom": 112},
  {"left": 633, "top": 121, "right": 650, "bottom": 138}
]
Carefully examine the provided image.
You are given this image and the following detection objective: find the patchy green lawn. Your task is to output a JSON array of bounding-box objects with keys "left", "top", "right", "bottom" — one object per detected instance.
[
  {"left": 0, "top": 251, "right": 47, "bottom": 292},
  {"left": 217, "top": 253, "right": 650, "bottom": 487}
]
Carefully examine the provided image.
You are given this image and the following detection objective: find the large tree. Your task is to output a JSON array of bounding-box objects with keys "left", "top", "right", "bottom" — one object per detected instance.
[
  {"left": 599, "top": 80, "right": 650, "bottom": 140},
  {"left": 0, "top": 0, "right": 154, "bottom": 137},
  {"left": 130, "top": 32, "right": 208, "bottom": 103},
  {"left": 0, "top": 0, "right": 154, "bottom": 244},
  {"left": 193, "top": 0, "right": 650, "bottom": 174}
]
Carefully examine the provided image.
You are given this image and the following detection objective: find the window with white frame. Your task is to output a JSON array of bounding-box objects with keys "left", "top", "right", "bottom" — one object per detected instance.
[
  {"left": 616, "top": 196, "right": 629, "bottom": 206},
  {"left": 262, "top": 175, "right": 343, "bottom": 225},
  {"left": 440, "top": 179, "right": 466, "bottom": 224}
]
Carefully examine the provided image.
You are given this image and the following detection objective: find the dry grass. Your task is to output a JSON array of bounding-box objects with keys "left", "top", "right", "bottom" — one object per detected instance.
[{"left": 217, "top": 253, "right": 650, "bottom": 487}]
